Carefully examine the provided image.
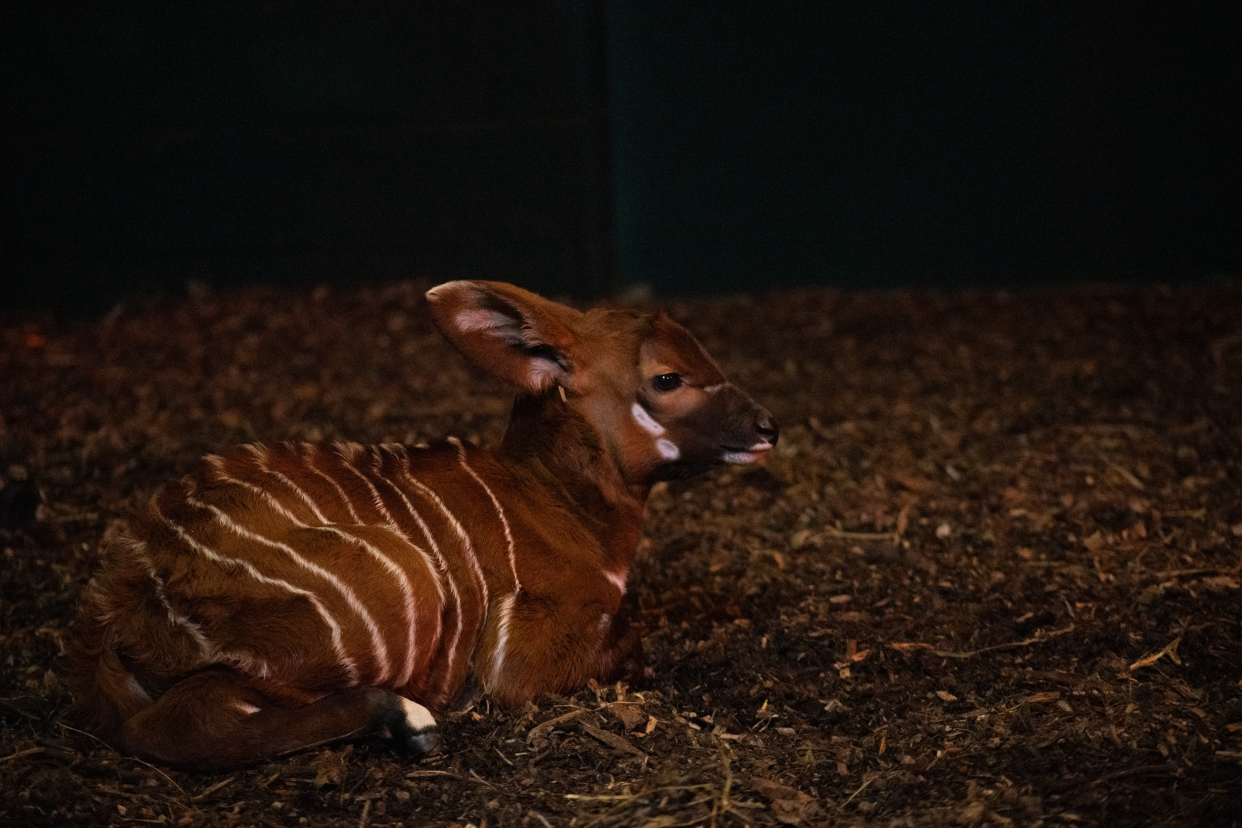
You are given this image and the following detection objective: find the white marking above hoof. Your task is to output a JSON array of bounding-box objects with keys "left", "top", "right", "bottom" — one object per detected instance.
[
  {"left": 399, "top": 696, "right": 437, "bottom": 734},
  {"left": 395, "top": 696, "right": 442, "bottom": 756}
]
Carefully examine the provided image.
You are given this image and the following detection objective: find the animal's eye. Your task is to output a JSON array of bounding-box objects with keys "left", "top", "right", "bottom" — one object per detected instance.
[{"left": 652, "top": 373, "right": 683, "bottom": 392}]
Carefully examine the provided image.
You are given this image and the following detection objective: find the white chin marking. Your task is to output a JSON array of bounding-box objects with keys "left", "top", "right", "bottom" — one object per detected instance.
[
  {"left": 657, "top": 438, "right": 680, "bottom": 460},
  {"left": 399, "top": 696, "right": 437, "bottom": 733},
  {"left": 234, "top": 701, "right": 262, "bottom": 715},
  {"left": 723, "top": 442, "right": 774, "bottom": 464},
  {"left": 723, "top": 451, "right": 759, "bottom": 464},
  {"left": 631, "top": 402, "right": 665, "bottom": 436}
]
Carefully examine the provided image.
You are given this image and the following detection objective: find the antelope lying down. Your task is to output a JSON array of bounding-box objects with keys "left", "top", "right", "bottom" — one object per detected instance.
[{"left": 69, "top": 281, "right": 777, "bottom": 770}]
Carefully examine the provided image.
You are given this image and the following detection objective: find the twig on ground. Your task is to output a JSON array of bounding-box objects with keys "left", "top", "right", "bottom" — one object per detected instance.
[
  {"left": 889, "top": 625, "right": 1076, "bottom": 659},
  {"left": 59, "top": 722, "right": 190, "bottom": 801},
  {"left": 1130, "top": 637, "right": 1182, "bottom": 671},
  {"left": 839, "top": 773, "right": 876, "bottom": 810},
  {"left": 823, "top": 527, "right": 893, "bottom": 541},
  {"left": 0, "top": 746, "right": 45, "bottom": 763}
]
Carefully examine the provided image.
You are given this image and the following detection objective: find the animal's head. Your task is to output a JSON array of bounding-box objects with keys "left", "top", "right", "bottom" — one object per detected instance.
[{"left": 426, "top": 280, "right": 777, "bottom": 485}]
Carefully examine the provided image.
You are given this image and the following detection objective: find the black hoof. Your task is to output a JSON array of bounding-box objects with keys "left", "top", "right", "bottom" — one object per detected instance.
[{"left": 401, "top": 726, "right": 442, "bottom": 757}]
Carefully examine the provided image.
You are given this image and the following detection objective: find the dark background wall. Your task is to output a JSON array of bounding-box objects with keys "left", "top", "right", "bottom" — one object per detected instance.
[
  {"left": 1, "top": 1, "right": 611, "bottom": 313},
  {"left": 2, "top": 2, "right": 1240, "bottom": 314},
  {"left": 609, "top": 2, "right": 1242, "bottom": 293}
]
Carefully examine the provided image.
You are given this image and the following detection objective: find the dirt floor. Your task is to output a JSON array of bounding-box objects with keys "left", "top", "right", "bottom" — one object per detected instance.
[{"left": 2, "top": 280, "right": 1241, "bottom": 827}]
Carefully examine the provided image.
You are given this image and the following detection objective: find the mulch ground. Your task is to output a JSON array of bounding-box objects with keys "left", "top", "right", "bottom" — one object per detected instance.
[{"left": 2, "top": 280, "right": 1241, "bottom": 827}]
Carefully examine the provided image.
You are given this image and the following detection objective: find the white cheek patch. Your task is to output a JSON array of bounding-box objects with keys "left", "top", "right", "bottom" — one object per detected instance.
[
  {"left": 631, "top": 402, "right": 665, "bottom": 436},
  {"left": 234, "top": 701, "right": 262, "bottom": 715},
  {"left": 633, "top": 402, "right": 679, "bottom": 460}
]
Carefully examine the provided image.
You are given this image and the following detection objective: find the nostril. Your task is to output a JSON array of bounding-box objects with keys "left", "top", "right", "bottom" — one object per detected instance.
[{"left": 755, "top": 412, "right": 779, "bottom": 444}]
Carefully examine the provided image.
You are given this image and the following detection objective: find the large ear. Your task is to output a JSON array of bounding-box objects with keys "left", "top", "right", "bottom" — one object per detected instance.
[{"left": 425, "top": 281, "right": 581, "bottom": 392}]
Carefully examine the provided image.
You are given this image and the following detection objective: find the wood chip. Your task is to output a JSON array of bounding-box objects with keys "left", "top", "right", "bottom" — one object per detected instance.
[{"left": 579, "top": 722, "right": 646, "bottom": 757}]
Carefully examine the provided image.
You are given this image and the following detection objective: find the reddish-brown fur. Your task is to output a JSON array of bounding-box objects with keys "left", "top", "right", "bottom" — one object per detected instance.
[{"left": 68, "top": 281, "right": 777, "bottom": 770}]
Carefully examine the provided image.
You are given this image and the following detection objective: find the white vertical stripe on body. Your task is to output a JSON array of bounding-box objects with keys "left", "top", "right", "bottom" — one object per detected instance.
[
  {"left": 396, "top": 451, "right": 489, "bottom": 699},
  {"left": 489, "top": 591, "right": 517, "bottom": 688},
  {"left": 448, "top": 437, "right": 521, "bottom": 591},
  {"left": 156, "top": 505, "right": 358, "bottom": 683},
  {"left": 237, "top": 448, "right": 332, "bottom": 525},
  {"left": 130, "top": 537, "right": 212, "bottom": 658},
  {"left": 321, "top": 524, "right": 423, "bottom": 689},
  {"left": 210, "top": 461, "right": 311, "bottom": 528},
  {"left": 303, "top": 444, "right": 362, "bottom": 523},
  {"left": 240, "top": 443, "right": 271, "bottom": 466},
  {"left": 366, "top": 453, "right": 454, "bottom": 690},
  {"left": 369, "top": 472, "right": 450, "bottom": 603},
  {"left": 337, "top": 444, "right": 401, "bottom": 528},
  {"left": 448, "top": 437, "right": 521, "bottom": 692},
  {"left": 215, "top": 453, "right": 428, "bottom": 691},
  {"left": 187, "top": 496, "right": 391, "bottom": 684},
  {"left": 396, "top": 453, "right": 488, "bottom": 604}
]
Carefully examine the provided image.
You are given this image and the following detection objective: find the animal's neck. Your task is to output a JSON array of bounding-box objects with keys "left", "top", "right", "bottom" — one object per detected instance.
[{"left": 499, "top": 391, "right": 648, "bottom": 571}]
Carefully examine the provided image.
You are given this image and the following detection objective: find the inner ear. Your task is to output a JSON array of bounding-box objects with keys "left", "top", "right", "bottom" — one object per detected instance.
[
  {"left": 524, "top": 342, "right": 568, "bottom": 372},
  {"left": 522, "top": 341, "right": 571, "bottom": 391},
  {"left": 426, "top": 280, "right": 580, "bottom": 393}
]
